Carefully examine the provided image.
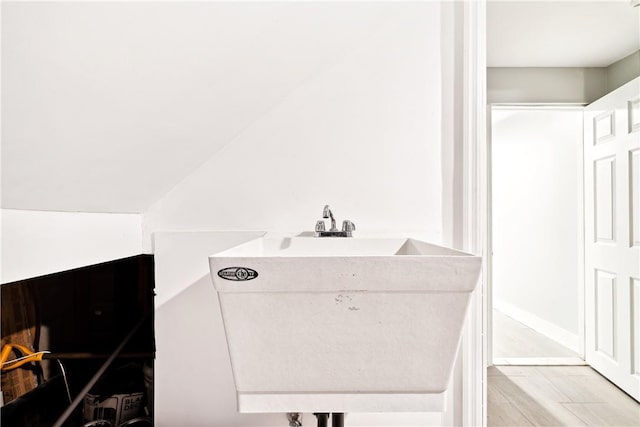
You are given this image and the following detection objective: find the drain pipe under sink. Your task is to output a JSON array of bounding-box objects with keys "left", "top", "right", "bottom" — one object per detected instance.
[{"left": 313, "top": 413, "right": 344, "bottom": 427}]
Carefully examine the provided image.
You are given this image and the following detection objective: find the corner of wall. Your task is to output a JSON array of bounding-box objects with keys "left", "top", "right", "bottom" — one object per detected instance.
[{"left": 605, "top": 50, "right": 640, "bottom": 95}]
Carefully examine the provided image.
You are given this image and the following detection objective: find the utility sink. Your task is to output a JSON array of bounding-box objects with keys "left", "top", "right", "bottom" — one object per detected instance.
[{"left": 209, "top": 237, "right": 481, "bottom": 413}]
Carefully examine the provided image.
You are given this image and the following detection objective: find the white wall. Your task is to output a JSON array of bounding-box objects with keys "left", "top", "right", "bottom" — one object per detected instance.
[
  {"left": 142, "top": 2, "right": 443, "bottom": 249},
  {"left": 487, "top": 67, "right": 607, "bottom": 104},
  {"left": 491, "top": 108, "right": 582, "bottom": 349},
  {"left": 1, "top": 2, "right": 403, "bottom": 214},
  {"left": 1, "top": 209, "right": 142, "bottom": 284},
  {"left": 487, "top": 51, "right": 640, "bottom": 105}
]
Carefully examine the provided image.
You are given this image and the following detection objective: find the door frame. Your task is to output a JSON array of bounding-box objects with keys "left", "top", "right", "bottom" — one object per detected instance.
[
  {"left": 483, "top": 103, "right": 587, "bottom": 365},
  {"left": 459, "top": 1, "right": 486, "bottom": 425}
]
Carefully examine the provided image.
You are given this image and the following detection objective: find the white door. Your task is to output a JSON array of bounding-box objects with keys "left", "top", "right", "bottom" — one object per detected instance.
[{"left": 584, "top": 77, "right": 640, "bottom": 401}]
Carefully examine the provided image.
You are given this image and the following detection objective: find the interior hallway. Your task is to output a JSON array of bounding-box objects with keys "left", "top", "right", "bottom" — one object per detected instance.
[
  {"left": 487, "top": 366, "right": 640, "bottom": 426},
  {"left": 493, "top": 309, "right": 581, "bottom": 363}
]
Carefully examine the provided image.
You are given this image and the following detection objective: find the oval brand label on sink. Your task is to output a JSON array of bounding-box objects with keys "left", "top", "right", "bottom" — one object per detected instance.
[{"left": 218, "top": 267, "right": 258, "bottom": 282}]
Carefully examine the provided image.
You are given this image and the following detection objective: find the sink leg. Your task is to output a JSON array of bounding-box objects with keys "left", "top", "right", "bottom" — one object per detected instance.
[
  {"left": 314, "top": 413, "right": 329, "bottom": 427},
  {"left": 332, "top": 413, "right": 345, "bottom": 427}
]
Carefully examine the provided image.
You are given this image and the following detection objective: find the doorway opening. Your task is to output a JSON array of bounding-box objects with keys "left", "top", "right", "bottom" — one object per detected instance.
[{"left": 489, "top": 105, "right": 586, "bottom": 366}]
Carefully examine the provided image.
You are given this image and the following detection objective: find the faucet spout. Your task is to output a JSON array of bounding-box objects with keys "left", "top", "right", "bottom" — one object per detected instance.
[{"left": 322, "top": 205, "right": 337, "bottom": 231}]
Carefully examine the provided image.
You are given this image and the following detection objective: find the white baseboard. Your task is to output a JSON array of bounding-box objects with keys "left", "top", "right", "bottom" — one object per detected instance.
[
  {"left": 493, "top": 357, "right": 586, "bottom": 366},
  {"left": 494, "top": 299, "right": 580, "bottom": 353}
]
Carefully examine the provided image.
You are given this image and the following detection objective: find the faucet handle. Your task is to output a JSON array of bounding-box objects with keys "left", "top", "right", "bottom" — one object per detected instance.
[
  {"left": 315, "top": 220, "right": 326, "bottom": 232},
  {"left": 342, "top": 220, "right": 356, "bottom": 232}
]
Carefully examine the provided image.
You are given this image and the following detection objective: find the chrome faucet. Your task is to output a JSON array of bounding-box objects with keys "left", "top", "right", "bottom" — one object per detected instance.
[
  {"left": 323, "top": 205, "right": 337, "bottom": 231},
  {"left": 315, "top": 205, "right": 355, "bottom": 237}
]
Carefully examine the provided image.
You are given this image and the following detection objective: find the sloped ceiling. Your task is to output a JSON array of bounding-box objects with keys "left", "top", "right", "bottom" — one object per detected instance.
[
  {"left": 1, "top": 2, "right": 392, "bottom": 213},
  {"left": 488, "top": 1, "right": 640, "bottom": 67}
]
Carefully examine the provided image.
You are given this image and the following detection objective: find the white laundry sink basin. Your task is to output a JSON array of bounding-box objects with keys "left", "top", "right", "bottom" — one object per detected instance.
[{"left": 209, "top": 237, "right": 481, "bottom": 413}]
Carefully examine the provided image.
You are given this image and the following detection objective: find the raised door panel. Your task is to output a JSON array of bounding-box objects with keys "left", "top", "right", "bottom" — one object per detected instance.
[
  {"left": 594, "top": 157, "right": 616, "bottom": 243},
  {"left": 632, "top": 278, "right": 640, "bottom": 376},
  {"left": 629, "top": 97, "right": 640, "bottom": 133},
  {"left": 594, "top": 111, "right": 615, "bottom": 144},
  {"left": 595, "top": 270, "right": 617, "bottom": 360},
  {"left": 631, "top": 149, "right": 640, "bottom": 248}
]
